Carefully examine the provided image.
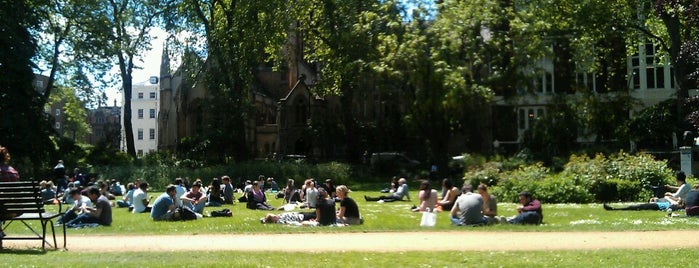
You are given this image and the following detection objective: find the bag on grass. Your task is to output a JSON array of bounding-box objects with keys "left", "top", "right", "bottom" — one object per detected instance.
[
  {"left": 177, "top": 206, "right": 198, "bottom": 221},
  {"left": 211, "top": 208, "right": 232, "bottom": 217},
  {"left": 420, "top": 210, "right": 437, "bottom": 227}
]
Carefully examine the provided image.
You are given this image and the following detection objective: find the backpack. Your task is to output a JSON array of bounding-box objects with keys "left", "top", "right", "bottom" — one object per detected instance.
[
  {"left": 210, "top": 208, "right": 232, "bottom": 217},
  {"left": 176, "top": 206, "right": 198, "bottom": 221}
]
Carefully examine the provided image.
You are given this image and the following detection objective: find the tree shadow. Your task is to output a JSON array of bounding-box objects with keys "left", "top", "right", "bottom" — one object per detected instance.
[{"left": 0, "top": 248, "right": 52, "bottom": 255}]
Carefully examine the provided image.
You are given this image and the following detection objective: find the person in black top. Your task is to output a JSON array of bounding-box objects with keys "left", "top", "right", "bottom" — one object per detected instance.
[
  {"left": 336, "top": 185, "right": 362, "bottom": 225},
  {"left": 315, "top": 188, "right": 336, "bottom": 226}
]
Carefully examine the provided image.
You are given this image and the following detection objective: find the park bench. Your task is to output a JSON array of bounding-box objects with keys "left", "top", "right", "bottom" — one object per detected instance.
[{"left": 0, "top": 180, "right": 66, "bottom": 250}]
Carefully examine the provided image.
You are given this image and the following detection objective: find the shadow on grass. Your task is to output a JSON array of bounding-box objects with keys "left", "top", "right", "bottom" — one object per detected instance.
[{"left": 0, "top": 247, "right": 52, "bottom": 255}]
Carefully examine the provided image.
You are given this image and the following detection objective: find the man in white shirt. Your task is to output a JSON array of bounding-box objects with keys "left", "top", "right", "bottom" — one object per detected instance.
[
  {"left": 664, "top": 171, "right": 689, "bottom": 202},
  {"left": 132, "top": 182, "right": 151, "bottom": 213}
]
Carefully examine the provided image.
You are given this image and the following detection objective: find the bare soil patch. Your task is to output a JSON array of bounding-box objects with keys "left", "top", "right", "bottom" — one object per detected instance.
[{"left": 5, "top": 231, "right": 699, "bottom": 252}]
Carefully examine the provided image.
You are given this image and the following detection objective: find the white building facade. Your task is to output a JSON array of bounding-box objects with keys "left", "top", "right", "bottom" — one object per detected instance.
[{"left": 122, "top": 78, "right": 160, "bottom": 157}]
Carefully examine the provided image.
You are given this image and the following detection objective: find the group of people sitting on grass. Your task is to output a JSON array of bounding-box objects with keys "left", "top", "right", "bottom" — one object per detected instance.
[
  {"left": 252, "top": 177, "right": 363, "bottom": 226},
  {"left": 365, "top": 177, "right": 544, "bottom": 226},
  {"left": 50, "top": 169, "right": 697, "bottom": 230},
  {"left": 604, "top": 171, "right": 699, "bottom": 217}
]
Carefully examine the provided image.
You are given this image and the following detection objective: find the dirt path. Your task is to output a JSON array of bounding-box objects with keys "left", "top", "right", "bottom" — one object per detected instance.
[{"left": 5, "top": 231, "right": 699, "bottom": 252}]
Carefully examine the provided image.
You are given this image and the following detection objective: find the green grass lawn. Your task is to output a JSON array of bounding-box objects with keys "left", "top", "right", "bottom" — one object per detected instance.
[
  {"left": 3, "top": 190, "right": 698, "bottom": 266},
  {"left": 1, "top": 249, "right": 699, "bottom": 267},
  {"left": 3, "top": 190, "right": 698, "bottom": 236}
]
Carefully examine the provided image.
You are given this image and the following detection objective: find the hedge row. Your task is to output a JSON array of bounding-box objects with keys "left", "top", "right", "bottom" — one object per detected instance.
[
  {"left": 92, "top": 160, "right": 352, "bottom": 190},
  {"left": 464, "top": 152, "right": 679, "bottom": 203}
]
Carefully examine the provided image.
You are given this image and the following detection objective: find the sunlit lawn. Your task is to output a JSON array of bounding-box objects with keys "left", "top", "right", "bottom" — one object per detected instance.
[
  {"left": 2, "top": 249, "right": 699, "bottom": 267},
  {"left": 3, "top": 190, "right": 699, "bottom": 266},
  {"left": 4, "top": 190, "right": 697, "bottom": 237}
]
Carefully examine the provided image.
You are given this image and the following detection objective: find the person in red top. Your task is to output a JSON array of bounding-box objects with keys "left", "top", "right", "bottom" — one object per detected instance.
[
  {"left": 0, "top": 146, "right": 19, "bottom": 182},
  {"left": 506, "top": 191, "right": 542, "bottom": 224},
  {"left": 0, "top": 145, "right": 19, "bottom": 238}
]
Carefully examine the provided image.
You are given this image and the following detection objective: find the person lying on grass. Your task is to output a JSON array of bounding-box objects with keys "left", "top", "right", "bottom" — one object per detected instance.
[
  {"left": 365, "top": 178, "right": 409, "bottom": 202},
  {"left": 260, "top": 212, "right": 318, "bottom": 226},
  {"left": 603, "top": 198, "right": 683, "bottom": 211}
]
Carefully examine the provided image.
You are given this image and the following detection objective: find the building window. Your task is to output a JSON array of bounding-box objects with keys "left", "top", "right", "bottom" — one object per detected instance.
[
  {"left": 138, "top": 92, "right": 144, "bottom": 99},
  {"left": 534, "top": 72, "right": 554, "bottom": 94},
  {"left": 149, "top": 128, "right": 155, "bottom": 140},
  {"left": 150, "top": 92, "right": 156, "bottom": 99},
  {"left": 137, "top": 150, "right": 143, "bottom": 157},
  {"left": 630, "top": 42, "right": 672, "bottom": 90},
  {"left": 55, "top": 122, "right": 61, "bottom": 129},
  {"left": 138, "top": 128, "right": 143, "bottom": 140},
  {"left": 55, "top": 109, "right": 61, "bottom": 116},
  {"left": 149, "top": 109, "right": 156, "bottom": 119},
  {"left": 576, "top": 72, "right": 596, "bottom": 92},
  {"left": 138, "top": 109, "right": 143, "bottom": 119}
]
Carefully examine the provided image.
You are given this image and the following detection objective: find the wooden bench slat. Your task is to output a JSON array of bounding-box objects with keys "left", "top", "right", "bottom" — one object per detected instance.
[
  {"left": 0, "top": 180, "right": 65, "bottom": 250},
  {"left": 0, "top": 181, "right": 41, "bottom": 187},
  {"left": 3, "top": 208, "right": 45, "bottom": 214},
  {"left": 0, "top": 197, "right": 43, "bottom": 203},
  {"left": 0, "top": 188, "right": 40, "bottom": 193}
]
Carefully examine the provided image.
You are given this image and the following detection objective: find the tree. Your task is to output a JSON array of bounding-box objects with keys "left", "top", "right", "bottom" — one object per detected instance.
[
  {"left": 66, "top": 0, "right": 176, "bottom": 158},
  {"left": 291, "top": 0, "right": 397, "bottom": 162},
  {"left": 0, "top": 0, "right": 55, "bottom": 177},
  {"left": 47, "top": 86, "right": 91, "bottom": 142},
  {"left": 173, "top": 0, "right": 288, "bottom": 162}
]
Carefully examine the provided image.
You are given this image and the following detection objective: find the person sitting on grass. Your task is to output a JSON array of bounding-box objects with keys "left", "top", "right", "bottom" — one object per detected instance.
[
  {"left": 206, "top": 177, "right": 224, "bottom": 207},
  {"left": 116, "top": 183, "right": 135, "bottom": 208},
  {"left": 412, "top": 180, "right": 437, "bottom": 212},
  {"left": 300, "top": 179, "right": 319, "bottom": 209},
  {"left": 267, "top": 177, "right": 280, "bottom": 192},
  {"left": 337, "top": 185, "right": 362, "bottom": 225},
  {"left": 437, "top": 178, "right": 459, "bottom": 212},
  {"left": 57, "top": 187, "right": 93, "bottom": 225},
  {"left": 663, "top": 171, "right": 690, "bottom": 202},
  {"left": 109, "top": 179, "right": 123, "bottom": 196},
  {"left": 450, "top": 185, "right": 486, "bottom": 226},
  {"left": 40, "top": 180, "right": 57, "bottom": 204},
  {"left": 132, "top": 182, "right": 151, "bottom": 213},
  {"left": 64, "top": 186, "right": 112, "bottom": 228},
  {"left": 477, "top": 183, "right": 499, "bottom": 224},
  {"left": 222, "top": 176, "right": 235, "bottom": 205},
  {"left": 365, "top": 178, "right": 409, "bottom": 202},
  {"left": 181, "top": 181, "right": 208, "bottom": 214},
  {"left": 683, "top": 184, "right": 699, "bottom": 216},
  {"left": 503, "top": 191, "right": 543, "bottom": 225},
  {"left": 151, "top": 185, "right": 178, "bottom": 221},
  {"left": 282, "top": 178, "right": 301, "bottom": 204},
  {"left": 97, "top": 180, "right": 115, "bottom": 201},
  {"left": 246, "top": 180, "right": 274, "bottom": 210},
  {"left": 315, "top": 188, "right": 336, "bottom": 226}
]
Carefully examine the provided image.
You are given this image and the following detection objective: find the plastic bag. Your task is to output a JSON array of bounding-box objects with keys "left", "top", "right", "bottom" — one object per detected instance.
[{"left": 420, "top": 210, "right": 437, "bottom": 227}]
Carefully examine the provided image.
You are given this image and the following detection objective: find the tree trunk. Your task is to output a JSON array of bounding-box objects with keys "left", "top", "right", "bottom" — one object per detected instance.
[{"left": 122, "top": 76, "right": 136, "bottom": 158}]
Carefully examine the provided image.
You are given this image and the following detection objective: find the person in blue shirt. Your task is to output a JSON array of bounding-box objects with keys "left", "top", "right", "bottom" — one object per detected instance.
[{"left": 151, "top": 185, "right": 178, "bottom": 221}]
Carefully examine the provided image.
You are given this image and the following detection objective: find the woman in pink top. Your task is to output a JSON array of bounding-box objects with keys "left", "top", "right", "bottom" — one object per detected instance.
[{"left": 412, "top": 180, "right": 438, "bottom": 212}]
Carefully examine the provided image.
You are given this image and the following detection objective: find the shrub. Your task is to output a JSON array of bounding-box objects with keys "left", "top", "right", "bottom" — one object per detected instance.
[
  {"left": 92, "top": 161, "right": 353, "bottom": 190},
  {"left": 490, "top": 163, "right": 549, "bottom": 203},
  {"left": 472, "top": 151, "right": 674, "bottom": 203}
]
